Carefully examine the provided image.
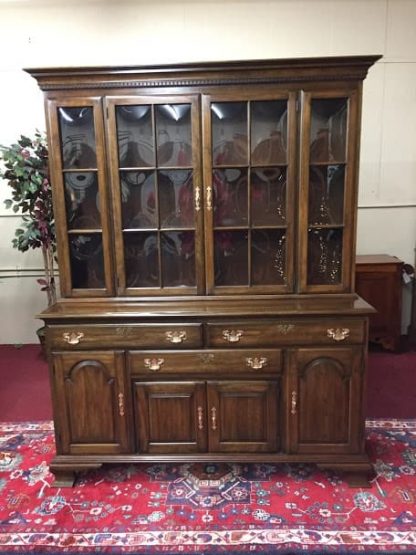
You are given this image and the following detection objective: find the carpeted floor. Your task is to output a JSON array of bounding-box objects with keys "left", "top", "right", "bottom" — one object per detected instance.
[{"left": 0, "top": 419, "right": 415, "bottom": 553}]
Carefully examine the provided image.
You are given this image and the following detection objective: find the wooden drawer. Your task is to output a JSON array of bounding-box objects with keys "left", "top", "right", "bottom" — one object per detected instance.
[
  {"left": 48, "top": 323, "right": 203, "bottom": 349},
  {"left": 128, "top": 349, "right": 282, "bottom": 376},
  {"left": 206, "top": 319, "right": 365, "bottom": 347}
]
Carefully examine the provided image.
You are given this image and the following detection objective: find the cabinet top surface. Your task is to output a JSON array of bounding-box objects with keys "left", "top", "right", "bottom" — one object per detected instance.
[
  {"left": 356, "top": 254, "right": 403, "bottom": 265},
  {"left": 38, "top": 295, "right": 375, "bottom": 321},
  {"left": 26, "top": 55, "right": 382, "bottom": 91}
]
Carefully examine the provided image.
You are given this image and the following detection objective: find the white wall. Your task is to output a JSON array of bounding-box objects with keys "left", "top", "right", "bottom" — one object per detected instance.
[{"left": 0, "top": 0, "right": 415, "bottom": 343}]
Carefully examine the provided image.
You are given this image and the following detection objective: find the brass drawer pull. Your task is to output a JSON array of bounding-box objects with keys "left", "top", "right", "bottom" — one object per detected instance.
[
  {"left": 197, "top": 406, "right": 204, "bottom": 430},
  {"left": 62, "top": 331, "right": 84, "bottom": 345},
  {"left": 291, "top": 390, "right": 297, "bottom": 415},
  {"left": 222, "top": 329, "right": 243, "bottom": 343},
  {"left": 144, "top": 358, "right": 165, "bottom": 372},
  {"left": 246, "top": 357, "right": 268, "bottom": 370},
  {"left": 327, "top": 328, "right": 350, "bottom": 342},
  {"left": 165, "top": 330, "right": 187, "bottom": 344},
  {"left": 211, "top": 406, "right": 217, "bottom": 431},
  {"left": 118, "top": 393, "right": 125, "bottom": 417}
]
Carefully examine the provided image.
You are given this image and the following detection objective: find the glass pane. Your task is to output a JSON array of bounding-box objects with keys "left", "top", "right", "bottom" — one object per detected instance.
[
  {"left": 64, "top": 172, "right": 101, "bottom": 230},
  {"left": 159, "top": 170, "right": 194, "bottom": 228},
  {"left": 59, "top": 107, "right": 97, "bottom": 169},
  {"left": 116, "top": 105, "right": 154, "bottom": 167},
  {"left": 251, "top": 100, "right": 287, "bottom": 165},
  {"left": 214, "top": 230, "right": 248, "bottom": 286},
  {"left": 307, "top": 228, "right": 343, "bottom": 285},
  {"left": 124, "top": 231, "right": 159, "bottom": 288},
  {"left": 155, "top": 104, "right": 192, "bottom": 167},
  {"left": 161, "top": 231, "right": 195, "bottom": 287},
  {"left": 251, "top": 167, "right": 286, "bottom": 226},
  {"left": 213, "top": 168, "right": 248, "bottom": 226},
  {"left": 212, "top": 102, "right": 248, "bottom": 165},
  {"left": 120, "top": 171, "right": 156, "bottom": 229},
  {"left": 69, "top": 233, "right": 105, "bottom": 288},
  {"left": 309, "top": 165, "right": 345, "bottom": 226},
  {"left": 310, "top": 98, "right": 348, "bottom": 163},
  {"left": 252, "top": 229, "right": 286, "bottom": 285}
]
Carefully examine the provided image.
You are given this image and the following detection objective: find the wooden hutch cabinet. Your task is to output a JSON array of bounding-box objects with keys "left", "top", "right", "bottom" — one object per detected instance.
[{"left": 28, "top": 56, "right": 380, "bottom": 487}]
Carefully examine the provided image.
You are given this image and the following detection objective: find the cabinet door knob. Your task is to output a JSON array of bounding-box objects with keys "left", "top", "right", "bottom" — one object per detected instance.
[
  {"left": 291, "top": 390, "right": 297, "bottom": 415},
  {"left": 197, "top": 406, "right": 204, "bottom": 430},
  {"left": 165, "top": 330, "right": 187, "bottom": 344},
  {"left": 222, "top": 329, "right": 243, "bottom": 343},
  {"left": 118, "top": 393, "right": 125, "bottom": 417},
  {"left": 211, "top": 406, "right": 217, "bottom": 431},
  {"left": 206, "top": 185, "right": 213, "bottom": 211},
  {"left": 194, "top": 186, "right": 201, "bottom": 212},
  {"left": 144, "top": 358, "right": 165, "bottom": 372},
  {"left": 246, "top": 357, "right": 268, "bottom": 369},
  {"left": 62, "top": 331, "right": 84, "bottom": 345},
  {"left": 327, "top": 328, "right": 350, "bottom": 341}
]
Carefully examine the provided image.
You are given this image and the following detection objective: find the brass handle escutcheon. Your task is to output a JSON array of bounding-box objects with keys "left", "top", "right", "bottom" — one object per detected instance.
[
  {"left": 197, "top": 406, "right": 204, "bottom": 430},
  {"left": 291, "top": 390, "right": 297, "bottom": 415},
  {"left": 222, "top": 329, "right": 243, "bottom": 343},
  {"left": 211, "top": 406, "right": 217, "bottom": 431},
  {"left": 118, "top": 393, "right": 125, "bottom": 417},
  {"left": 165, "top": 330, "right": 187, "bottom": 344},
  {"left": 62, "top": 331, "right": 84, "bottom": 345},
  {"left": 327, "top": 328, "right": 350, "bottom": 342},
  {"left": 246, "top": 357, "right": 268, "bottom": 370},
  {"left": 195, "top": 186, "right": 201, "bottom": 212},
  {"left": 206, "top": 185, "right": 213, "bottom": 211},
  {"left": 144, "top": 358, "right": 165, "bottom": 372}
]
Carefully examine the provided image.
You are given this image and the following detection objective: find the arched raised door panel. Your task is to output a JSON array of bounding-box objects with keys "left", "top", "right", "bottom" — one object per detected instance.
[
  {"left": 288, "top": 347, "right": 363, "bottom": 454},
  {"left": 53, "top": 352, "right": 130, "bottom": 455}
]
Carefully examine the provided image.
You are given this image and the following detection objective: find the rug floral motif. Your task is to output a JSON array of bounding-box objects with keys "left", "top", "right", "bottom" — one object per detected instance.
[{"left": 0, "top": 419, "right": 415, "bottom": 553}]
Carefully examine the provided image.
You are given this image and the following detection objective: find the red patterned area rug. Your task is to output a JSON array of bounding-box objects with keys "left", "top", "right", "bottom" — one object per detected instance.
[{"left": 0, "top": 420, "right": 415, "bottom": 554}]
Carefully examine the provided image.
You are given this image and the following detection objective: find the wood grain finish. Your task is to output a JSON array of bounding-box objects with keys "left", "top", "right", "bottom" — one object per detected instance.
[
  {"left": 355, "top": 254, "right": 404, "bottom": 351},
  {"left": 31, "top": 56, "right": 379, "bottom": 487},
  {"left": 206, "top": 319, "right": 364, "bottom": 347},
  {"left": 49, "top": 323, "right": 203, "bottom": 349},
  {"left": 128, "top": 349, "right": 282, "bottom": 376}
]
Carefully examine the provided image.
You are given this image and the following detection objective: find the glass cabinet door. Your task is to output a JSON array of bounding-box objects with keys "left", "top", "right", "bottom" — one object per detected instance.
[
  {"left": 106, "top": 96, "right": 203, "bottom": 295},
  {"left": 299, "top": 91, "right": 359, "bottom": 293},
  {"left": 47, "top": 98, "right": 114, "bottom": 296},
  {"left": 203, "top": 93, "right": 296, "bottom": 294}
]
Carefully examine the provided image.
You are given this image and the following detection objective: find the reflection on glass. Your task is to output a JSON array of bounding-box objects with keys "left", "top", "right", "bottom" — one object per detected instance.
[
  {"left": 64, "top": 172, "right": 101, "bottom": 230},
  {"left": 59, "top": 107, "right": 97, "bottom": 169},
  {"left": 213, "top": 169, "right": 247, "bottom": 226},
  {"left": 159, "top": 170, "right": 194, "bottom": 228},
  {"left": 308, "top": 165, "right": 345, "bottom": 225},
  {"left": 155, "top": 104, "right": 192, "bottom": 167},
  {"left": 124, "top": 231, "right": 159, "bottom": 288},
  {"left": 310, "top": 98, "right": 348, "bottom": 163},
  {"left": 252, "top": 230, "right": 286, "bottom": 285},
  {"left": 161, "top": 231, "right": 195, "bottom": 287},
  {"left": 307, "top": 228, "right": 343, "bottom": 285},
  {"left": 212, "top": 102, "right": 248, "bottom": 165},
  {"left": 251, "top": 167, "right": 286, "bottom": 226},
  {"left": 251, "top": 101, "right": 287, "bottom": 165},
  {"left": 120, "top": 171, "right": 156, "bottom": 229},
  {"left": 116, "top": 105, "right": 154, "bottom": 167},
  {"left": 214, "top": 230, "right": 248, "bottom": 286},
  {"left": 69, "top": 233, "right": 105, "bottom": 288}
]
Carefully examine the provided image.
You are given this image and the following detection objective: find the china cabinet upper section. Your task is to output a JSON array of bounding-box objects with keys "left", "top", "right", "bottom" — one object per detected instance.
[{"left": 28, "top": 56, "right": 380, "bottom": 299}]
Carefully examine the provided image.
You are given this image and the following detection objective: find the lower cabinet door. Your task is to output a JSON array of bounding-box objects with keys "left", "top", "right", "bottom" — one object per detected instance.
[
  {"left": 134, "top": 381, "right": 208, "bottom": 454},
  {"left": 207, "top": 381, "right": 280, "bottom": 453},
  {"left": 52, "top": 351, "right": 131, "bottom": 455},
  {"left": 287, "top": 347, "right": 364, "bottom": 454}
]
